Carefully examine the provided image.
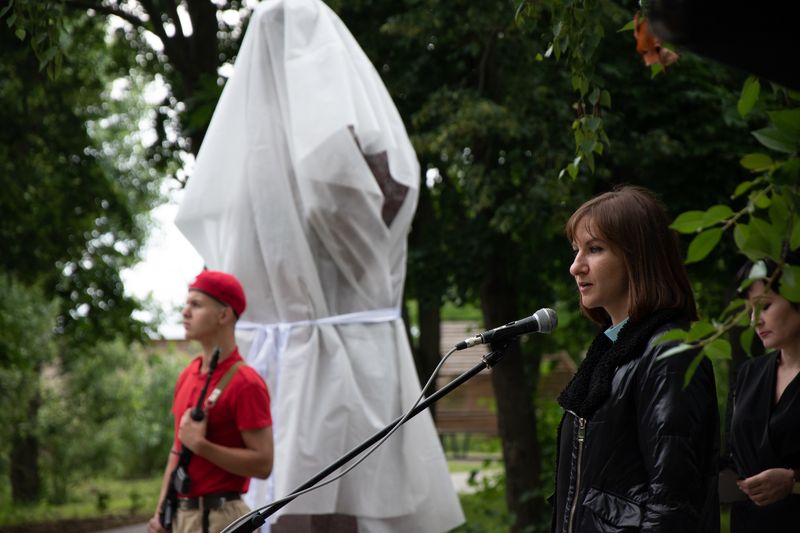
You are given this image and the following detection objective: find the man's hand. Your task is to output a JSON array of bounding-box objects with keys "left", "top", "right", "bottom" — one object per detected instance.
[
  {"left": 178, "top": 408, "right": 207, "bottom": 453},
  {"left": 737, "top": 468, "right": 794, "bottom": 506},
  {"left": 147, "top": 513, "right": 168, "bottom": 533}
]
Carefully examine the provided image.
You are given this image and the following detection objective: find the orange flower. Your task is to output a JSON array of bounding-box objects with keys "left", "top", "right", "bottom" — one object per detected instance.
[{"left": 634, "top": 12, "right": 679, "bottom": 67}]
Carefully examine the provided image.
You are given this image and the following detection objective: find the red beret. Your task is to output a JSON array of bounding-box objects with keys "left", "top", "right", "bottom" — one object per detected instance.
[{"left": 189, "top": 270, "right": 246, "bottom": 317}]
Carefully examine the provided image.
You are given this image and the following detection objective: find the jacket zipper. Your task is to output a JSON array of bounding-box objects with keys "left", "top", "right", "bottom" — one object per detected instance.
[{"left": 567, "top": 413, "right": 586, "bottom": 533}]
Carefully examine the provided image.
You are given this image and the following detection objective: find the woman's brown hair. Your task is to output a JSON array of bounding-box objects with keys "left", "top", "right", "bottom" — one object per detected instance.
[{"left": 565, "top": 185, "right": 698, "bottom": 326}]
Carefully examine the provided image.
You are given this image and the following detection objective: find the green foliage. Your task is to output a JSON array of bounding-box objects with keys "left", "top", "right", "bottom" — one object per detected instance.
[
  {"left": 517, "top": 0, "right": 628, "bottom": 178},
  {"left": 450, "top": 399, "right": 564, "bottom": 533},
  {"left": 737, "top": 76, "right": 760, "bottom": 118},
  {"left": 1, "top": 0, "right": 68, "bottom": 79},
  {"left": 0, "top": 14, "right": 160, "bottom": 344},
  {"left": 655, "top": 83, "right": 800, "bottom": 364},
  {"left": 0, "top": 476, "right": 161, "bottom": 526},
  {"left": 452, "top": 470, "right": 514, "bottom": 533},
  {"left": 37, "top": 341, "right": 185, "bottom": 501},
  {"left": 0, "top": 276, "right": 58, "bottom": 468}
]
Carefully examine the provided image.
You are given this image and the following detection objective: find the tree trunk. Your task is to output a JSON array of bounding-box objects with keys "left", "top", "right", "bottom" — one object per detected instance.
[
  {"left": 11, "top": 388, "right": 41, "bottom": 503},
  {"left": 406, "top": 178, "right": 443, "bottom": 419},
  {"left": 480, "top": 256, "right": 544, "bottom": 532},
  {"left": 416, "top": 299, "right": 441, "bottom": 420}
]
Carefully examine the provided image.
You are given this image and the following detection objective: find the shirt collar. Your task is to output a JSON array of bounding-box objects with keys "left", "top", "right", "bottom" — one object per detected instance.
[
  {"left": 192, "top": 347, "right": 242, "bottom": 375},
  {"left": 604, "top": 318, "right": 629, "bottom": 342}
]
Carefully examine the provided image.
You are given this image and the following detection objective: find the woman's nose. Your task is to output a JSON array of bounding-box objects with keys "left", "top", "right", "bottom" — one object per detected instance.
[{"left": 570, "top": 252, "right": 586, "bottom": 277}]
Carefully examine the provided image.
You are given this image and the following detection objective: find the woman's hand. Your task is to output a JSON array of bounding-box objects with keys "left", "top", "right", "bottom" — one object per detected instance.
[{"left": 737, "top": 468, "right": 794, "bottom": 506}]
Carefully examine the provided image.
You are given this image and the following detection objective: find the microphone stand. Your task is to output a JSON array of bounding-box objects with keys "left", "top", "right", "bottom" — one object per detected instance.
[{"left": 226, "top": 345, "right": 510, "bottom": 533}]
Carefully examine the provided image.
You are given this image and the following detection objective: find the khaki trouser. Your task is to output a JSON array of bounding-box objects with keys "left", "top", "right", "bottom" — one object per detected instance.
[{"left": 175, "top": 499, "right": 250, "bottom": 533}]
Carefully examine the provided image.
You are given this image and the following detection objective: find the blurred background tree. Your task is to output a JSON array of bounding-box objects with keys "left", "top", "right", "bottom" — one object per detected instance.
[{"left": 0, "top": 11, "right": 161, "bottom": 503}]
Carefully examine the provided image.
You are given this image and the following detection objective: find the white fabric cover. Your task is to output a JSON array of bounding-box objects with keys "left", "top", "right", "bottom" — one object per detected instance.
[{"left": 174, "top": 1, "right": 464, "bottom": 531}]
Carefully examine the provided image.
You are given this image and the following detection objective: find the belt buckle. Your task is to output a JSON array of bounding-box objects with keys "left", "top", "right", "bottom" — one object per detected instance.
[{"left": 205, "top": 493, "right": 229, "bottom": 510}]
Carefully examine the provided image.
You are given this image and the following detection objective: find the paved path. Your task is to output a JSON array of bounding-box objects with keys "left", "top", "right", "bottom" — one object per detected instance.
[
  {"left": 94, "top": 469, "right": 499, "bottom": 532},
  {"left": 95, "top": 525, "right": 147, "bottom": 533}
]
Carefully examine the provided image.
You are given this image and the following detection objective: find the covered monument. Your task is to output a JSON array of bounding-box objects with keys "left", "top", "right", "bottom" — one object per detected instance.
[{"left": 174, "top": 0, "right": 464, "bottom": 531}]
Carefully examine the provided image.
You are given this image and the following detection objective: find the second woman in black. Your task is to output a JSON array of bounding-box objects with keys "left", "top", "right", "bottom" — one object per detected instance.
[{"left": 729, "top": 255, "right": 800, "bottom": 532}]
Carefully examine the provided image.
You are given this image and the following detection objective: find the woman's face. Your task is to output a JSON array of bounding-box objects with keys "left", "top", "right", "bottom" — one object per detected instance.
[
  {"left": 569, "top": 218, "right": 630, "bottom": 325},
  {"left": 747, "top": 280, "right": 800, "bottom": 352}
]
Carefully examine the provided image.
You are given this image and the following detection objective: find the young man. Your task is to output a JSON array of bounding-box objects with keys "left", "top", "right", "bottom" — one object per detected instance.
[{"left": 148, "top": 270, "right": 273, "bottom": 533}]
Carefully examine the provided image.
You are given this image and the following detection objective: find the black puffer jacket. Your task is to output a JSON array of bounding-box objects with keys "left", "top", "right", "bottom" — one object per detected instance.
[{"left": 552, "top": 314, "right": 719, "bottom": 533}]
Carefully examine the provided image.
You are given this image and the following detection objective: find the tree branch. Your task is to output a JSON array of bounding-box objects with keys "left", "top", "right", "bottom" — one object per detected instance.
[
  {"left": 62, "top": 0, "right": 147, "bottom": 30},
  {"left": 138, "top": 0, "right": 185, "bottom": 73}
]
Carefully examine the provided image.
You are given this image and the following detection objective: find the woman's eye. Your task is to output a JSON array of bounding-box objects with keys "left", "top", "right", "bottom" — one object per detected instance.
[
  {"left": 589, "top": 246, "right": 602, "bottom": 253},
  {"left": 762, "top": 303, "right": 771, "bottom": 311}
]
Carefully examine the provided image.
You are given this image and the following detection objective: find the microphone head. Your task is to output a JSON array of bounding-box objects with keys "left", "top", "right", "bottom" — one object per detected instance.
[{"left": 534, "top": 308, "right": 558, "bottom": 333}]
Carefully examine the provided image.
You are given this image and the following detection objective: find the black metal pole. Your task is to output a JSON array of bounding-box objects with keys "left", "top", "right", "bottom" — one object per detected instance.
[{"left": 226, "top": 346, "right": 508, "bottom": 533}]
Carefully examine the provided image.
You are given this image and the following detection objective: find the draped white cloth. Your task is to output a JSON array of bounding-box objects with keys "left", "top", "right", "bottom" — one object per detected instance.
[{"left": 174, "top": 1, "right": 464, "bottom": 531}]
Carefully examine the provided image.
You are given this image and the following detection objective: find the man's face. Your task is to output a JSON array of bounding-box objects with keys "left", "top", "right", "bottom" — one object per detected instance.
[{"left": 182, "top": 290, "right": 227, "bottom": 342}]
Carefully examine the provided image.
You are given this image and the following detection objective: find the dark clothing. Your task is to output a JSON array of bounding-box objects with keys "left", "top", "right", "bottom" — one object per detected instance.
[
  {"left": 730, "top": 352, "right": 800, "bottom": 532},
  {"left": 553, "top": 313, "right": 719, "bottom": 533}
]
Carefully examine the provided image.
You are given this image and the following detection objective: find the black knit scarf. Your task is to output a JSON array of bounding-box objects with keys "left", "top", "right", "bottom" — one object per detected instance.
[{"left": 557, "top": 309, "right": 684, "bottom": 419}]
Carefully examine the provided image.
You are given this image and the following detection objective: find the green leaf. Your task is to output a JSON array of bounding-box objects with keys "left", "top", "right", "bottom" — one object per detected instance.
[
  {"left": 650, "top": 64, "right": 664, "bottom": 79},
  {"left": 686, "top": 227, "right": 723, "bottom": 263},
  {"left": 775, "top": 158, "right": 800, "bottom": 186},
  {"left": 15, "top": 27, "right": 25, "bottom": 41},
  {"left": 767, "top": 108, "right": 800, "bottom": 138},
  {"left": 599, "top": 90, "right": 611, "bottom": 109},
  {"left": 740, "top": 328, "right": 755, "bottom": 356},
  {"left": 768, "top": 193, "right": 789, "bottom": 228},
  {"left": 655, "top": 328, "right": 688, "bottom": 345},
  {"left": 671, "top": 210, "right": 706, "bottom": 234},
  {"left": 704, "top": 338, "right": 732, "bottom": 361},
  {"left": 734, "top": 221, "right": 774, "bottom": 261},
  {"left": 687, "top": 320, "right": 716, "bottom": 342},
  {"left": 38, "top": 46, "right": 58, "bottom": 71},
  {"left": 750, "top": 216, "right": 783, "bottom": 259},
  {"left": 702, "top": 205, "right": 734, "bottom": 227},
  {"left": 683, "top": 352, "right": 705, "bottom": 389},
  {"left": 0, "top": 1, "right": 15, "bottom": 19},
  {"left": 585, "top": 116, "right": 602, "bottom": 132},
  {"left": 740, "top": 153, "right": 773, "bottom": 171},
  {"left": 791, "top": 216, "right": 800, "bottom": 250},
  {"left": 656, "top": 342, "right": 694, "bottom": 361},
  {"left": 752, "top": 127, "right": 797, "bottom": 154},
  {"left": 738, "top": 76, "right": 760, "bottom": 118},
  {"left": 720, "top": 298, "right": 746, "bottom": 320},
  {"left": 567, "top": 162, "right": 578, "bottom": 179},
  {"left": 749, "top": 189, "right": 771, "bottom": 209},
  {"left": 617, "top": 19, "right": 635, "bottom": 32},
  {"left": 732, "top": 180, "right": 754, "bottom": 199},
  {"left": 779, "top": 265, "right": 800, "bottom": 303}
]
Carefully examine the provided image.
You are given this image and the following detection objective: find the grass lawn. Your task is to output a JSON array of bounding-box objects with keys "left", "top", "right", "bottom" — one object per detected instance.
[{"left": 0, "top": 477, "right": 161, "bottom": 527}]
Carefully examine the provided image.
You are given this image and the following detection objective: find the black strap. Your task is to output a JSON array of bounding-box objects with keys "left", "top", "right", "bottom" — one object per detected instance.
[{"left": 202, "top": 506, "right": 211, "bottom": 533}]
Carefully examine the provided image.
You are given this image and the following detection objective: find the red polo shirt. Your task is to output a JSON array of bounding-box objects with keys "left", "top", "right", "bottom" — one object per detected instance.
[{"left": 172, "top": 348, "right": 271, "bottom": 497}]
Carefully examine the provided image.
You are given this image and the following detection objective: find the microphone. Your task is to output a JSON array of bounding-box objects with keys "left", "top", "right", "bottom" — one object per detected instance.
[{"left": 455, "top": 308, "right": 557, "bottom": 350}]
